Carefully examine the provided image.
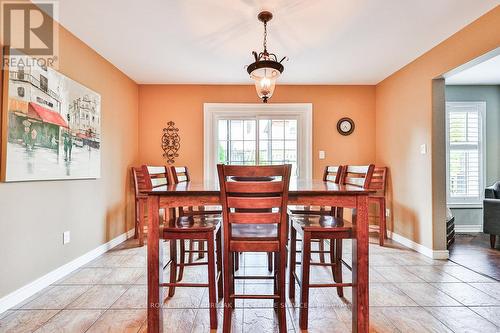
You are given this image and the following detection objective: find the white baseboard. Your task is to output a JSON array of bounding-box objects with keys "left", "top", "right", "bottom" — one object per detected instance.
[
  {"left": 388, "top": 231, "right": 449, "bottom": 260},
  {"left": 454, "top": 225, "right": 482, "bottom": 233},
  {"left": 0, "top": 228, "right": 135, "bottom": 314}
]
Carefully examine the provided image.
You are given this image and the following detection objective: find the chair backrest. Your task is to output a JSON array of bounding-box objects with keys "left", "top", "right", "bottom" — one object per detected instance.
[
  {"left": 170, "top": 166, "right": 190, "bottom": 184},
  {"left": 141, "top": 165, "right": 170, "bottom": 190},
  {"left": 132, "top": 167, "right": 147, "bottom": 198},
  {"left": 323, "top": 165, "right": 343, "bottom": 183},
  {"left": 369, "top": 167, "right": 387, "bottom": 195},
  {"left": 341, "top": 165, "right": 375, "bottom": 189},
  {"left": 217, "top": 164, "right": 291, "bottom": 248}
]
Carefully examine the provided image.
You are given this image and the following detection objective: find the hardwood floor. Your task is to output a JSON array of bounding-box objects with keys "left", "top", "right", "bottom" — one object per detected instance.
[
  {"left": 449, "top": 232, "right": 500, "bottom": 280},
  {"left": 1, "top": 237, "right": 500, "bottom": 332}
]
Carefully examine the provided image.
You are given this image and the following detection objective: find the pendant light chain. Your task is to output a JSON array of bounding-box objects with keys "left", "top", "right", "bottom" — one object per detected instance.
[{"left": 263, "top": 21, "right": 268, "bottom": 54}]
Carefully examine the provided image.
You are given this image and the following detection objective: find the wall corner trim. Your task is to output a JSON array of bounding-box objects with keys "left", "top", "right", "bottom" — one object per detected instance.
[
  {"left": 0, "top": 229, "right": 135, "bottom": 314},
  {"left": 388, "top": 231, "right": 449, "bottom": 260}
]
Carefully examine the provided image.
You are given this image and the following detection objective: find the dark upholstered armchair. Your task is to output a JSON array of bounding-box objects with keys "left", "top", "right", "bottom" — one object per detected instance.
[{"left": 484, "top": 181, "right": 500, "bottom": 249}]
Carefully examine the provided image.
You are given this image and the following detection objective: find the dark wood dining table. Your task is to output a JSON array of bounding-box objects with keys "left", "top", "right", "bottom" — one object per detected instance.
[{"left": 144, "top": 179, "right": 372, "bottom": 333}]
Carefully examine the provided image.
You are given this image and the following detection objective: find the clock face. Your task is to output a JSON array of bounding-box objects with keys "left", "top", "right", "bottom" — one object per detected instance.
[
  {"left": 336, "top": 117, "right": 355, "bottom": 136},
  {"left": 340, "top": 121, "right": 352, "bottom": 132}
]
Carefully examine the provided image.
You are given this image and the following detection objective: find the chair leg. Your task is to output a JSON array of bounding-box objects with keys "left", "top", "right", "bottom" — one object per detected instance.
[
  {"left": 138, "top": 200, "right": 145, "bottom": 247},
  {"left": 267, "top": 252, "right": 273, "bottom": 272},
  {"left": 334, "top": 239, "right": 344, "bottom": 298},
  {"left": 134, "top": 201, "right": 139, "bottom": 239},
  {"left": 168, "top": 239, "right": 177, "bottom": 297},
  {"left": 277, "top": 243, "right": 287, "bottom": 332},
  {"left": 222, "top": 247, "right": 233, "bottom": 332},
  {"left": 230, "top": 252, "right": 235, "bottom": 309},
  {"left": 273, "top": 252, "right": 278, "bottom": 313},
  {"left": 198, "top": 240, "right": 205, "bottom": 259},
  {"left": 177, "top": 240, "right": 185, "bottom": 282},
  {"left": 299, "top": 231, "right": 311, "bottom": 330},
  {"left": 289, "top": 225, "right": 297, "bottom": 302},
  {"left": 216, "top": 229, "right": 223, "bottom": 301},
  {"left": 188, "top": 240, "right": 194, "bottom": 263},
  {"left": 491, "top": 235, "right": 497, "bottom": 249},
  {"left": 379, "top": 199, "right": 386, "bottom": 246},
  {"left": 319, "top": 240, "right": 325, "bottom": 263},
  {"left": 329, "top": 239, "right": 336, "bottom": 278},
  {"left": 207, "top": 232, "right": 218, "bottom": 330}
]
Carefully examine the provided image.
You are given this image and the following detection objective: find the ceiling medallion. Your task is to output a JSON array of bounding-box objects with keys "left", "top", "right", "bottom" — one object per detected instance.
[{"left": 246, "top": 11, "right": 287, "bottom": 103}]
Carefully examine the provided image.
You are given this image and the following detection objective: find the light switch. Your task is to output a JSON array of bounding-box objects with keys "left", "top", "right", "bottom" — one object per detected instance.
[
  {"left": 319, "top": 151, "right": 325, "bottom": 159},
  {"left": 63, "top": 231, "right": 71, "bottom": 244},
  {"left": 420, "top": 144, "right": 427, "bottom": 155}
]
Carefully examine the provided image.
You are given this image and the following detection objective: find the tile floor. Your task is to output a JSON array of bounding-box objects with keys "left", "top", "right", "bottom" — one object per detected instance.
[{"left": 1, "top": 237, "right": 500, "bottom": 332}]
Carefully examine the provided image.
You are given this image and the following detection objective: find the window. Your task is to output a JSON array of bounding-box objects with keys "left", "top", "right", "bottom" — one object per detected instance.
[
  {"left": 217, "top": 119, "right": 298, "bottom": 175},
  {"left": 204, "top": 103, "right": 312, "bottom": 180},
  {"left": 40, "top": 74, "right": 48, "bottom": 92},
  {"left": 446, "top": 101, "right": 485, "bottom": 207}
]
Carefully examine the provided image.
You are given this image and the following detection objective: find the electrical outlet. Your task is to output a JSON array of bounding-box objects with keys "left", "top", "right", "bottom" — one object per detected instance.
[
  {"left": 319, "top": 150, "right": 325, "bottom": 159},
  {"left": 420, "top": 144, "right": 427, "bottom": 155},
  {"left": 385, "top": 209, "right": 390, "bottom": 217},
  {"left": 63, "top": 231, "right": 71, "bottom": 245}
]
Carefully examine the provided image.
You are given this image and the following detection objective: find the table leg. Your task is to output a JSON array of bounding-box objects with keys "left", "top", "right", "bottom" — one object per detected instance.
[
  {"left": 352, "top": 195, "right": 369, "bottom": 333},
  {"left": 147, "top": 196, "right": 162, "bottom": 333}
]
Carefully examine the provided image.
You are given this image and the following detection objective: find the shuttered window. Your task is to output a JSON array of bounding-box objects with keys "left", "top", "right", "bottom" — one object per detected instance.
[{"left": 446, "top": 102, "right": 485, "bottom": 206}]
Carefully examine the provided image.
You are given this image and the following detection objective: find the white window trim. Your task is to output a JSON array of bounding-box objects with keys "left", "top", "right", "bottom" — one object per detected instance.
[
  {"left": 445, "top": 101, "right": 486, "bottom": 209},
  {"left": 203, "top": 103, "right": 312, "bottom": 181}
]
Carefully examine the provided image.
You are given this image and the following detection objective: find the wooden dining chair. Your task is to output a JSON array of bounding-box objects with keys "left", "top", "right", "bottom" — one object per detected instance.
[
  {"left": 369, "top": 167, "right": 388, "bottom": 246},
  {"left": 288, "top": 164, "right": 374, "bottom": 330},
  {"left": 142, "top": 165, "right": 223, "bottom": 330},
  {"left": 217, "top": 164, "right": 291, "bottom": 332},
  {"left": 288, "top": 165, "right": 344, "bottom": 263},
  {"left": 132, "top": 166, "right": 170, "bottom": 246},
  {"left": 170, "top": 166, "right": 222, "bottom": 281}
]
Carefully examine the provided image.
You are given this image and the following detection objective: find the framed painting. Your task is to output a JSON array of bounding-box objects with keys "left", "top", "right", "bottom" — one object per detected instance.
[{"left": 1, "top": 46, "right": 101, "bottom": 181}]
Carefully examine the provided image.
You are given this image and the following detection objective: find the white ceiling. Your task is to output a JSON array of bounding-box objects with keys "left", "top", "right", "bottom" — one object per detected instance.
[
  {"left": 55, "top": 0, "right": 500, "bottom": 84},
  {"left": 446, "top": 54, "right": 500, "bottom": 85}
]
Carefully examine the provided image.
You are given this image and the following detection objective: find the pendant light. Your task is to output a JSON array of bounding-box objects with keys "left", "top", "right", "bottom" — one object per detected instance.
[{"left": 246, "top": 11, "right": 287, "bottom": 103}]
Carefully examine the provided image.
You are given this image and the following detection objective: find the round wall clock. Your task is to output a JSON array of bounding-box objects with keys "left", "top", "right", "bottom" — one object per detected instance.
[{"left": 337, "top": 117, "right": 355, "bottom": 136}]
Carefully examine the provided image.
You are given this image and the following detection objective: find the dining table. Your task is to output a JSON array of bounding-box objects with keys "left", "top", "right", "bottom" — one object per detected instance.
[{"left": 143, "top": 178, "right": 372, "bottom": 333}]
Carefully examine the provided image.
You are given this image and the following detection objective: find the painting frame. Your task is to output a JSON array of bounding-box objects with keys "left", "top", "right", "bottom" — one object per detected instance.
[{"left": 1, "top": 46, "right": 102, "bottom": 182}]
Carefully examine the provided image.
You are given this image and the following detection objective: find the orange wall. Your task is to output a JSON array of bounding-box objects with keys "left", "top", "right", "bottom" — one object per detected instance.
[
  {"left": 375, "top": 6, "right": 500, "bottom": 250},
  {"left": 138, "top": 85, "right": 376, "bottom": 181},
  {"left": 0, "top": 22, "right": 139, "bottom": 296}
]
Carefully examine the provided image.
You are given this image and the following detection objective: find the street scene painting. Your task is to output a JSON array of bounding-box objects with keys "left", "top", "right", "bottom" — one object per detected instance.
[{"left": 1, "top": 50, "right": 101, "bottom": 181}]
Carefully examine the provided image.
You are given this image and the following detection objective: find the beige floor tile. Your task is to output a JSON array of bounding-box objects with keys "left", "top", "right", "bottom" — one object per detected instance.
[
  {"left": 425, "top": 306, "right": 498, "bottom": 333},
  {"left": 470, "top": 306, "right": 500, "bottom": 327},
  {"left": 243, "top": 308, "right": 296, "bottom": 333},
  {"left": 380, "top": 307, "right": 452, "bottom": 332},
  {"left": 0, "top": 310, "right": 58, "bottom": 333},
  {"left": 431, "top": 283, "right": 500, "bottom": 306},
  {"left": 162, "top": 285, "right": 206, "bottom": 308},
  {"left": 86, "top": 309, "right": 146, "bottom": 333},
  {"left": 288, "top": 306, "right": 349, "bottom": 332},
  {"left": 372, "top": 266, "right": 425, "bottom": 282},
  {"left": 22, "top": 285, "right": 90, "bottom": 309},
  {"left": 436, "top": 265, "right": 496, "bottom": 282},
  {"left": 57, "top": 268, "right": 113, "bottom": 285},
  {"left": 346, "top": 283, "right": 417, "bottom": 307},
  {"left": 112, "top": 286, "right": 147, "bottom": 309},
  {"left": 101, "top": 267, "right": 144, "bottom": 284},
  {"left": 161, "top": 308, "right": 198, "bottom": 332},
  {"left": 67, "top": 285, "right": 128, "bottom": 309},
  {"left": 192, "top": 308, "right": 244, "bottom": 333},
  {"left": 404, "top": 265, "right": 461, "bottom": 282},
  {"left": 368, "top": 307, "right": 401, "bottom": 332},
  {"left": 34, "top": 309, "right": 103, "bottom": 333},
  {"left": 396, "top": 283, "right": 461, "bottom": 306},
  {"left": 469, "top": 282, "right": 500, "bottom": 301},
  {"left": 85, "top": 254, "right": 127, "bottom": 268}
]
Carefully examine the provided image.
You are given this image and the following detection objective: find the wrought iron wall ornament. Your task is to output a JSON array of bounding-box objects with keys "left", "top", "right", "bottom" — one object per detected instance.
[{"left": 161, "top": 121, "right": 180, "bottom": 164}]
